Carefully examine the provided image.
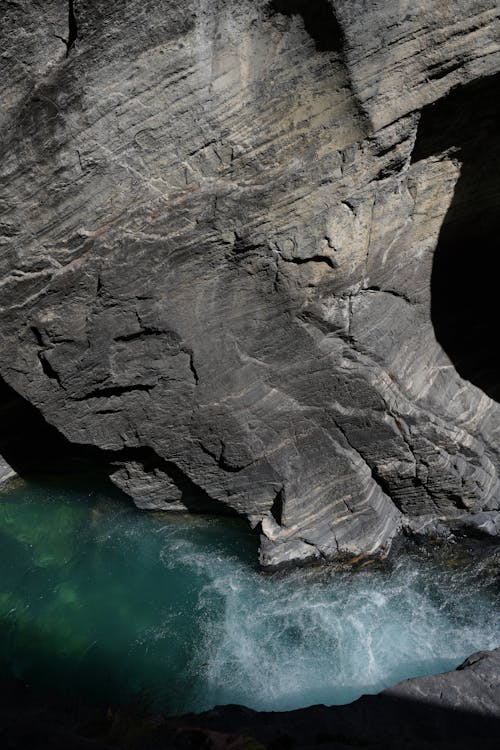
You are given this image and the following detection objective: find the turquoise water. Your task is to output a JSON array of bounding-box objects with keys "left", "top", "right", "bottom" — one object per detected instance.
[{"left": 0, "top": 478, "right": 498, "bottom": 715}]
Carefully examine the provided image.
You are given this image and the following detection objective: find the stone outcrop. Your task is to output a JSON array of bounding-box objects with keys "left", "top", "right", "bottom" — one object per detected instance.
[
  {"left": 1, "top": 0, "right": 499, "bottom": 566},
  {"left": 0, "top": 456, "right": 16, "bottom": 490}
]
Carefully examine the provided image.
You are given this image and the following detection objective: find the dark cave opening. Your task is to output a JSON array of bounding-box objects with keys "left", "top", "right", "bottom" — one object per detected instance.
[
  {"left": 0, "top": 377, "right": 93, "bottom": 476},
  {"left": 412, "top": 73, "right": 500, "bottom": 402},
  {"left": 268, "top": 0, "right": 344, "bottom": 53}
]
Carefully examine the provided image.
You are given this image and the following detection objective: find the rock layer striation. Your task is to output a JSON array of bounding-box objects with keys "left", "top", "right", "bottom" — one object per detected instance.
[{"left": 1, "top": 0, "right": 499, "bottom": 565}]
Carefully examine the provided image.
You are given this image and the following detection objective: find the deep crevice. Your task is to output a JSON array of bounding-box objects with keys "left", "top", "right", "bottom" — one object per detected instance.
[
  {"left": 38, "top": 352, "right": 63, "bottom": 386},
  {"left": 73, "top": 384, "right": 154, "bottom": 401},
  {"left": 270, "top": 486, "right": 285, "bottom": 526},
  {"left": 282, "top": 254, "right": 336, "bottom": 269},
  {"left": 56, "top": 0, "right": 78, "bottom": 57},
  {"left": 361, "top": 286, "right": 413, "bottom": 304},
  {"left": 31, "top": 326, "right": 45, "bottom": 347},
  {"left": 188, "top": 352, "right": 199, "bottom": 385},
  {"left": 67, "top": 0, "right": 78, "bottom": 56},
  {"left": 113, "top": 328, "right": 166, "bottom": 343},
  {"left": 412, "top": 73, "right": 500, "bottom": 402},
  {"left": 267, "top": 0, "right": 344, "bottom": 53},
  {"left": 426, "top": 59, "right": 464, "bottom": 83}
]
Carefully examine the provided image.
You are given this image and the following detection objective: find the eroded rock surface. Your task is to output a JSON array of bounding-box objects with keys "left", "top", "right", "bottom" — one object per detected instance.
[{"left": 1, "top": 0, "right": 499, "bottom": 565}]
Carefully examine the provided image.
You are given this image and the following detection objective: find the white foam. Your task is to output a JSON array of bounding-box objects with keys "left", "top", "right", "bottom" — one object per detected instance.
[{"left": 182, "top": 550, "right": 499, "bottom": 711}]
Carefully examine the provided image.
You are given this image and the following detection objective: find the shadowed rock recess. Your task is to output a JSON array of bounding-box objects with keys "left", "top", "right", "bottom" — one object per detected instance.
[{"left": 1, "top": 0, "right": 500, "bottom": 566}]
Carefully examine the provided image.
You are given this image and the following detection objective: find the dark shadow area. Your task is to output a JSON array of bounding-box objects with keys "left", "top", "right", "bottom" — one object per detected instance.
[
  {"left": 0, "top": 376, "right": 239, "bottom": 517},
  {"left": 0, "top": 377, "right": 102, "bottom": 476},
  {"left": 412, "top": 73, "right": 500, "bottom": 402},
  {"left": 1, "top": 655, "right": 499, "bottom": 749},
  {"left": 172, "top": 688, "right": 500, "bottom": 749},
  {"left": 268, "top": 0, "right": 344, "bottom": 52},
  {"left": 67, "top": 0, "right": 78, "bottom": 55},
  {"left": 270, "top": 486, "right": 284, "bottom": 525},
  {"left": 109, "top": 444, "right": 241, "bottom": 517}
]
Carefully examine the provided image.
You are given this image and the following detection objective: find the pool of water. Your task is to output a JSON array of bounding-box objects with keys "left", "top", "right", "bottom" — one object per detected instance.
[{"left": 0, "top": 477, "right": 498, "bottom": 715}]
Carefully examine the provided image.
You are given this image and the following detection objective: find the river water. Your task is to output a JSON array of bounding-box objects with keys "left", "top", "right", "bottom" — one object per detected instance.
[{"left": 0, "top": 477, "right": 498, "bottom": 715}]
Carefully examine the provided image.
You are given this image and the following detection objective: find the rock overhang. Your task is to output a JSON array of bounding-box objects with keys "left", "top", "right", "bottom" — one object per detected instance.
[{"left": 0, "top": 0, "right": 499, "bottom": 566}]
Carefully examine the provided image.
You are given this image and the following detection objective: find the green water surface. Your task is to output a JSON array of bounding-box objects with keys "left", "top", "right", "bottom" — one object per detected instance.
[{"left": 0, "top": 477, "right": 498, "bottom": 714}]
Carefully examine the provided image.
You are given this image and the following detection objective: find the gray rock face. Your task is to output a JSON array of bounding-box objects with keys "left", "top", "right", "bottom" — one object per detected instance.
[
  {"left": 1, "top": 0, "right": 499, "bottom": 566},
  {"left": 383, "top": 648, "right": 500, "bottom": 715},
  {"left": 0, "top": 456, "right": 16, "bottom": 490},
  {"left": 2, "top": 649, "right": 499, "bottom": 749}
]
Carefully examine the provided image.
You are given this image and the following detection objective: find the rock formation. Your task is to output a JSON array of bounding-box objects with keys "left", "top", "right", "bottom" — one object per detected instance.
[
  {"left": 0, "top": 456, "right": 16, "bottom": 490},
  {"left": 1, "top": 0, "right": 499, "bottom": 566}
]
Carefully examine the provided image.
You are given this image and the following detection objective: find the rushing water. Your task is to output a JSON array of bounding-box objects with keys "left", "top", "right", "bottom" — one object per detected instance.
[{"left": 0, "top": 477, "right": 498, "bottom": 715}]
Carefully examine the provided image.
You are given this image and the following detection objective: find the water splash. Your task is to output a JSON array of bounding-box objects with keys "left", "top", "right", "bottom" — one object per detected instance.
[{"left": 0, "top": 478, "right": 498, "bottom": 714}]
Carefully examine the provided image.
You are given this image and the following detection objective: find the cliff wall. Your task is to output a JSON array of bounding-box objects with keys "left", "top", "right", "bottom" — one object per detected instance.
[{"left": 1, "top": 0, "right": 499, "bottom": 565}]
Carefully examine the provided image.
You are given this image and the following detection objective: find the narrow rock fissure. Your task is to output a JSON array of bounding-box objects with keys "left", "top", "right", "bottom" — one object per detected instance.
[
  {"left": 188, "top": 352, "right": 199, "bottom": 385},
  {"left": 113, "top": 328, "right": 165, "bottom": 343},
  {"left": 270, "top": 486, "right": 285, "bottom": 525},
  {"left": 56, "top": 0, "right": 78, "bottom": 57},
  {"left": 281, "top": 254, "right": 336, "bottom": 269},
  {"left": 66, "top": 0, "right": 78, "bottom": 56},
  {"left": 426, "top": 59, "right": 465, "bottom": 83},
  {"left": 361, "top": 286, "right": 413, "bottom": 304},
  {"left": 73, "top": 384, "right": 154, "bottom": 400},
  {"left": 38, "top": 352, "right": 63, "bottom": 386}
]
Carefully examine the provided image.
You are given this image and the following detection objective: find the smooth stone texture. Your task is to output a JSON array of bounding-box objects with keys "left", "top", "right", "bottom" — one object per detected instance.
[{"left": 0, "top": 1, "right": 499, "bottom": 565}]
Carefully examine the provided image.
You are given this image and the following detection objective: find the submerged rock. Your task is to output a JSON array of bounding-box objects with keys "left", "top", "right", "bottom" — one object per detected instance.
[{"left": 0, "top": 1, "right": 499, "bottom": 565}]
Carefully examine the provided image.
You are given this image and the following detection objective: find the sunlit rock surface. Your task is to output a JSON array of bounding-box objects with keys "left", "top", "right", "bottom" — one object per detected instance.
[
  {"left": 0, "top": 456, "right": 16, "bottom": 489},
  {"left": 1, "top": 0, "right": 499, "bottom": 565}
]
